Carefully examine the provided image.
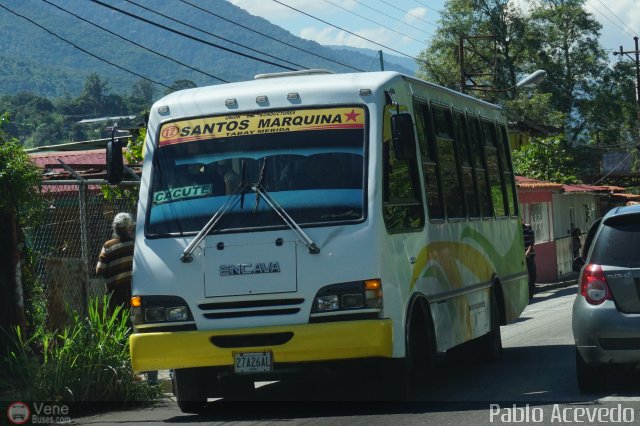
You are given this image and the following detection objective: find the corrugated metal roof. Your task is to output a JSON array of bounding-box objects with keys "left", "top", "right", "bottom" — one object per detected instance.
[
  {"left": 610, "top": 192, "right": 640, "bottom": 201},
  {"left": 30, "top": 149, "right": 107, "bottom": 168},
  {"left": 562, "top": 183, "right": 616, "bottom": 193},
  {"left": 515, "top": 175, "right": 563, "bottom": 190}
]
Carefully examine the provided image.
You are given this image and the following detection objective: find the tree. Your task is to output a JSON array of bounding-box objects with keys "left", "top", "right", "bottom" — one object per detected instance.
[
  {"left": 527, "top": 0, "right": 608, "bottom": 142},
  {"left": 127, "top": 79, "right": 155, "bottom": 114},
  {"left": 78, "top": 73, "right": 109, "bottom": 116},
  {"left": 0, "top": 113, "right": 42, "bottom": 350},
  {"left": 512, "top": 135, "right": 580, "bottom": 183},
  {"left": 417, "top": 0, "right": 530, "bottom": 93},
  {"left": 164, "top": 79, "right": 197, "bottom": 96},
  {"left": 580, "top": 61, "right": 638, "bottom": 147},
  {"left": 415, "top": 0, "right": 559, "bottom": 130}
]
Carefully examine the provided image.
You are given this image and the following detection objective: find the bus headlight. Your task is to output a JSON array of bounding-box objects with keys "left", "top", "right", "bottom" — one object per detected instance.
[
  {"left": 316, "top": 295, "right": 339, "bottom": 311},
  {"left": 311, "top": 280, "right": 382, "bottom": 314},
  {"left": 144, "top": 306, "right": 189, "bottom": 322},
  {"left": 132, "top": 295, "right": 193, "bottom": 325},
  {"left": 166, "top": 306, "right": 189, "bottom": 321},
  {"left": 144, "top": 307, "right": 166, "bottom": 322}
]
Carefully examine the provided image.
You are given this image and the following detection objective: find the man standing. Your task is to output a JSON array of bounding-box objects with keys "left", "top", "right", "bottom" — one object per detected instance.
[
  {"left": 523, "top": 221, "right": 536, "bottom": 299},
  {"left": 95, "top": 212, "right": 158, "bottom": 385},
  {"left": 96, "top": 212, "right": 135, "bottom": 312}
]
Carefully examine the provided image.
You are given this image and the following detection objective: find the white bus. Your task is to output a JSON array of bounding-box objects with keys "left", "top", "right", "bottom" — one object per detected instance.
[{"left": 108, "top": 70, "right": 529, "bottom": 411}]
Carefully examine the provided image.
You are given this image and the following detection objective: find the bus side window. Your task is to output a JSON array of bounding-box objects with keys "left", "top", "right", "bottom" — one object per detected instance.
[
  {"left": 468, "top": 116, "right": 493, "bottom": 218},
  {"left": 382, "top": 107, "right": 424, "bottom": 232},
  {"left": 497, "top": 126, "right": 518, "bottom": 217},
  {"left": 482, "top": 120, "right": 509, "bottom": 217},
  {"left": 453, "top": 111, "right": 479, "bottom": 219},
  {"left": 432, "top": 106, "right": 465, "bottom": 219},
  {"left": 414, "top": 101, "right": 444, "bottom": 220}
]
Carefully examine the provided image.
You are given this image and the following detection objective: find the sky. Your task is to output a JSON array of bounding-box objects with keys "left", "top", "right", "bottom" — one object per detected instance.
[{"left": 228, "top": 0, "right": 640, "bottom": 63}]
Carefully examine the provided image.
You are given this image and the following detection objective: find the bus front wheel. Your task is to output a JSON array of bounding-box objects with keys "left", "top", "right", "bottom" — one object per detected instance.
[
  {"left": 173, "top": 368, "right": 207, "bottom": 414},
  {"left": 382, "top": 302, "right": 435, "bottom": 400}
]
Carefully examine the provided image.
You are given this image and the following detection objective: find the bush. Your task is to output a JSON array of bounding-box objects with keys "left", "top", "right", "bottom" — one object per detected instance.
[{"left": 1, "top": 295, "right": 159, "bottom": 406}]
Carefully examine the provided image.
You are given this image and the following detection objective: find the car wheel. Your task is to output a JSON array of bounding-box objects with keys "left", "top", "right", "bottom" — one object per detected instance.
[
  {"left": 575, "top": 348, "right": 606, "bottom": 393},
  {"left": 173, "top": 368, "right": 207, "bottom": 414}
]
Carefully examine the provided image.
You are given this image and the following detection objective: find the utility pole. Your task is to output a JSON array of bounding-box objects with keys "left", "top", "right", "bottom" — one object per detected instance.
[
  {"left": 613, "top": 36, "right": 640, "bottom": 128},
  {"left": 378, "top": 50, "right": 384, "bottom": 71},
  {"left": 458, "top": 34, "right": 498, "bottom": 94}
]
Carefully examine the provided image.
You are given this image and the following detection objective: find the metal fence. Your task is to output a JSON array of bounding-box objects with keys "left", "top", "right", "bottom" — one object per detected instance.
[{"left": 27, "top": 179, "right": 139, "bottom": 330}]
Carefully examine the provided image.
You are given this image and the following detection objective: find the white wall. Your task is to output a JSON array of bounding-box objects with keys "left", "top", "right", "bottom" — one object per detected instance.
[{"left": 552, "top": 193, "right": 599, "bottom": 277}]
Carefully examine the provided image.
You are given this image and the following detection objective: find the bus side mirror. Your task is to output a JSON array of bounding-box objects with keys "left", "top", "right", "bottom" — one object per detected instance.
[
  {"left": 391, "top": 113, "right": 416, "bottom": 161},
  {"left": 106, "top": 134, "right": 124, "bottom": 184}
]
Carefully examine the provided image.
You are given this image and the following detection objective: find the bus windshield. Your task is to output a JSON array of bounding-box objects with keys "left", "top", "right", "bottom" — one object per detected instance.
[{"left": 147, "top": 107, "right": 367, "bottom": 236}]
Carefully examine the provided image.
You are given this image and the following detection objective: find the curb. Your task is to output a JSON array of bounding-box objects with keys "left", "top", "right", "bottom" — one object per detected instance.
[{"left": 536, "top": 277, "right": 578, "bottom": 293}]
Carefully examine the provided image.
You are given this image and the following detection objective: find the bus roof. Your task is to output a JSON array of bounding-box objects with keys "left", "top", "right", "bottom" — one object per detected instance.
[{"left": 154, "top": 71, "right": 502, "bottom": 116}]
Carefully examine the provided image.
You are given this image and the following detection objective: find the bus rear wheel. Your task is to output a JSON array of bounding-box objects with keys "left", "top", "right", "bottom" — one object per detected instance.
[
  {"left": 173, "top": 368, "right": 207, "bottom": 414},
  {"left": 478, "top": 287, "right": 503, "bottom": 362}
]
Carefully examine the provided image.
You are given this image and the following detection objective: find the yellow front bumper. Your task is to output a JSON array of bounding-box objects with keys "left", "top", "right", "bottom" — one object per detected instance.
[{"left": 130, "top": 319, "right": 393, "bottom": 372}]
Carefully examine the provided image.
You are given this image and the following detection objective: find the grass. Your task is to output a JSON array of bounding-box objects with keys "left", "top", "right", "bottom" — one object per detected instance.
[{"left": 1, "top": 295, "right": 159, "bottom": 409}]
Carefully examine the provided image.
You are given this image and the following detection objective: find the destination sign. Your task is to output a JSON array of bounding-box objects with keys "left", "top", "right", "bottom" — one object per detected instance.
[{"left": 158, "top": 107, "right": 365, "bottom": 147}]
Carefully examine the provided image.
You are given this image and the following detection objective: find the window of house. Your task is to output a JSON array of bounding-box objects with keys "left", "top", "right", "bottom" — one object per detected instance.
[{"left": 529, "top": 203, "right": 550, "bottom": 243}]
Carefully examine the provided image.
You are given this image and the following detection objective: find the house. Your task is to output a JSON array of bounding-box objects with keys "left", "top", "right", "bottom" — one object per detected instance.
[
  {"left": 517, "top": 176, "right": 640, "bottom": 282},
  {"left": 516, "top": 176, "right": 564, "bottom": 283}
]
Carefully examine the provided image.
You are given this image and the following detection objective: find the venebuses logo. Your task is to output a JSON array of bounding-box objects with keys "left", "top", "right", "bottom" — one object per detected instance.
[{"left": 6, "top": 402, "right": 30, "bottom": 425}]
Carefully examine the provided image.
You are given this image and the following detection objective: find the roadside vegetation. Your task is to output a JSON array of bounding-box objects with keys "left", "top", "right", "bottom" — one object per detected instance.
[
  {"left": 1, "top": 296, "right": 159, "bottom": 406},
  {"left": 0, "top": 116, "right": 158, "bottom": 410}
]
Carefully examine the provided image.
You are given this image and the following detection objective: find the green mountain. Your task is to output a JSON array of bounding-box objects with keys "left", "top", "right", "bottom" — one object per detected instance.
[{"left": 0, "top": 0, "right": 416, "bottom": 99}]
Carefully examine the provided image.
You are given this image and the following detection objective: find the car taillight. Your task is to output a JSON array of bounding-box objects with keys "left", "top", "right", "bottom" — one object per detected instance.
[{"left": 580, "top": 264, "right": 612, "bottom": 305}]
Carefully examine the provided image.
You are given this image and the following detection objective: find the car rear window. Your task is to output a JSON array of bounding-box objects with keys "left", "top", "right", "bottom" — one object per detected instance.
[{"left": 590, "top": 214, "right": 640, "bottom": 268}]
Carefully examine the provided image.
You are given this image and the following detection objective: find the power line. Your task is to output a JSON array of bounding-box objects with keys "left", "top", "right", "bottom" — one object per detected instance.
[
  {"left": 40, "top": 0, "right": 229, "bottom": 83},
  {"left": 589, "top": 2, "right": 637, "bottom": 39},
  {"left": 177, "top": 0, "right": 364, "bottom": 72},
  {"left": 122, "top": 0, "right": 306, "bottom": 70},
  {"left": 411, "top": 0, "right": 441, "bottom": 15},
  {"left": 271, "top": 0, "right": 425, "bottom": 66},
  {"left": 593, "top": 0, "right": 637, "bottom": 38},
  {"left": 0, "top": 3, "right": 172, "bottom": 89},
  {"left": 376, "top": 0, "right": 438, "bottom": 28},
  {"left": 350, "top": 0, "right": 435, "bottom": 34},
  {"left": 322, "top": 0, "right": 430, "bottom": 44},
  {"left": 88, "top": 0, "right": 298, "bottom": 71}
]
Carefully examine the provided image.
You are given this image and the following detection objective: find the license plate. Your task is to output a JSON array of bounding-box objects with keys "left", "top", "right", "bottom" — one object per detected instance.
[{"left": 233, "top": 351, "right": 273, "bottom": 374}]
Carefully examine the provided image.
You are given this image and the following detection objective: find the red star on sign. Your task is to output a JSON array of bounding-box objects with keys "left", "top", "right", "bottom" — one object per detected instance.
[{"left": 345, "top": 109, "right": 360, "bottom": 122}]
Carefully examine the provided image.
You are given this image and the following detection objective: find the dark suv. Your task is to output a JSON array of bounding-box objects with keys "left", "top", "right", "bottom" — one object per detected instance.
[{"left": 572, "top": 204, "right": 640, "bottom": 392}]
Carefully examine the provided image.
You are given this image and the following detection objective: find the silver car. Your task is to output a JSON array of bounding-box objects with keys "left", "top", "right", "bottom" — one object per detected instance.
[{"left": 572, "top": 204, "right": 640, "bottom": 392}]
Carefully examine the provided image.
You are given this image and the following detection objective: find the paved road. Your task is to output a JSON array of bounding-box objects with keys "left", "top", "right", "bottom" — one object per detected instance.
[{"left": 77, "top": 285, "right": 640, "bottom": 425}]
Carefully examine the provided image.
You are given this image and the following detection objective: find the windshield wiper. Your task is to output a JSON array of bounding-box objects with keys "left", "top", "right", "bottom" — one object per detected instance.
[
  {"left": 180, "top": 159, "right": 320, "bottom": 262},
  {"left": 252, "top": 183, "right": 320, "bottom": 254},
  {"left": 180, "top": 179, "right": 250, "bottom": 263},
  {"left": 253, "top": 159, "right": 266, "bottom": 214}
]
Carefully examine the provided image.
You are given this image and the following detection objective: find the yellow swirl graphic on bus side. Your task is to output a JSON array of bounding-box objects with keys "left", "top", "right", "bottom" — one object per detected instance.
[{"left": 410, "top": 241, "right": 494, "bottom": 292}]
